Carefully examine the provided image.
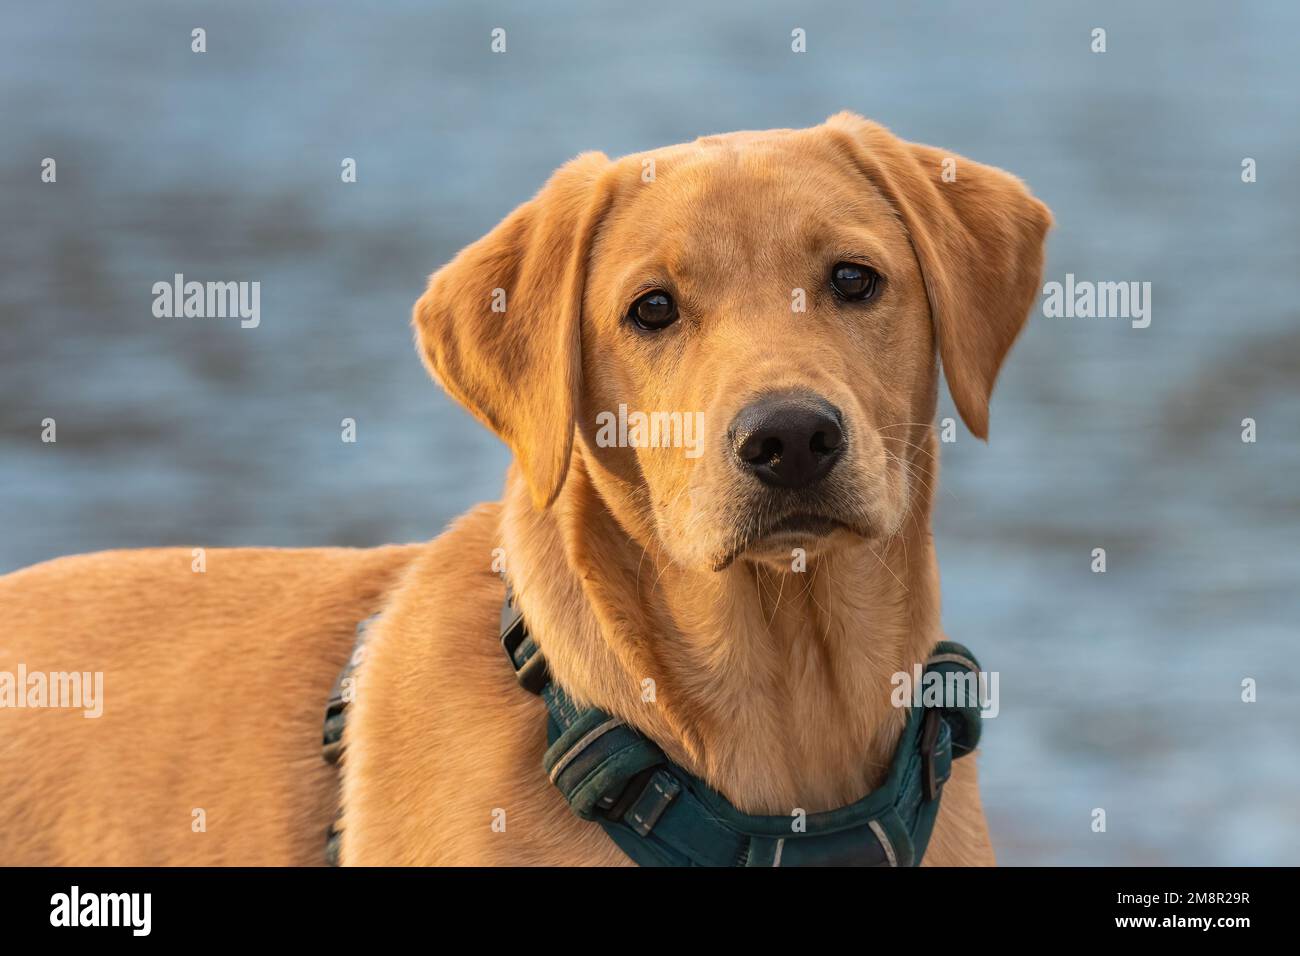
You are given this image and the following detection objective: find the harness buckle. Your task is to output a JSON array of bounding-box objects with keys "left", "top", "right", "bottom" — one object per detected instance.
[
  {"left": 597, "top": 766, "right": 679, "bottom": 836},
  {"left": 500, "top": 603, "right": 550, "bottom": 695}
]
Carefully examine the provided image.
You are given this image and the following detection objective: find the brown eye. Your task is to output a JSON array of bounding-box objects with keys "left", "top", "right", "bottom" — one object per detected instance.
[
  {"left": 629, "top": 290, "right": 678, "bottom": 331},
  {"left": 830, "top": 262, "right": 879, "bottom": 301}
]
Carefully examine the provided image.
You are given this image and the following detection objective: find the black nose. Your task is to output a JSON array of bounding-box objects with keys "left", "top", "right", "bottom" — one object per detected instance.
[{"left": 730, "top": 393, "right": 844, "bottom": 489}]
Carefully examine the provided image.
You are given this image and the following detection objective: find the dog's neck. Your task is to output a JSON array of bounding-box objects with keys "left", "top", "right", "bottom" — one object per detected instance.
[{"left": 502, "top": 441, "right": 943, "bottom": 816}]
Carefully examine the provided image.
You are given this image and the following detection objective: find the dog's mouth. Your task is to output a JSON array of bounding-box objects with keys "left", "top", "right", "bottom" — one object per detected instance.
[{"left": 711, "top": 510, "right": 866, "bottom": 572}]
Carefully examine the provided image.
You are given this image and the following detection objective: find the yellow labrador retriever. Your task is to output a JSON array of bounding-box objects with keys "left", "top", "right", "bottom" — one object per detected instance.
[{"left": 0, "top": 112, "right": 1049, "bottom": 866}]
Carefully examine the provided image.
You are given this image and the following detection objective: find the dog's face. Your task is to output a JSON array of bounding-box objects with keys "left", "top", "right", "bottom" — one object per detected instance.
[
  {"left": 577, "top": 134, "right": 934, "bottom": 571},
  {"left": 416, "top": 114, "right": 1050, "bottom": 573}
]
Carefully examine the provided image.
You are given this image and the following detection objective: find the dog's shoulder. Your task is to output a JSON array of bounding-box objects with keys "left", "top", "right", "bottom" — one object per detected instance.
[{"left": 339, "top": 501, "right": 622, "bottom": 864}]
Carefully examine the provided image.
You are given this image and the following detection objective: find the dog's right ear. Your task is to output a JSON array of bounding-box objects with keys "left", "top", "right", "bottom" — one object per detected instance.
[{"left": 413, "top": 152, "right": 613, "bottom": 509}]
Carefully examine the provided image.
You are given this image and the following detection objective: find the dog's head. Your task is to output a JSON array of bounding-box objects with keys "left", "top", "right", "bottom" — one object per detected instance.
[{"left": 415, "top": 113, "right": 1050, "bottom": 573}]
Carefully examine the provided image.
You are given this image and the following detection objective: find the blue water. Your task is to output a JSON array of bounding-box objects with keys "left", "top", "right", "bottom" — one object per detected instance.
[{"left": 2, "top": 1, "right": 1297, "bottom": 864}]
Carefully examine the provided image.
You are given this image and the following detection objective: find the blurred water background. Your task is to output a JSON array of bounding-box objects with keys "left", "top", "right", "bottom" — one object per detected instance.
[{"left": 2, "top": 1, "right": 1297, "bottom": 864}]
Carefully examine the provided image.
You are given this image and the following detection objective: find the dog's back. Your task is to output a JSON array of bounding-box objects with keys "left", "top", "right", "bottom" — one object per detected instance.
[{"left": 0, "top": 544, "right": 418, "bottom": 864}]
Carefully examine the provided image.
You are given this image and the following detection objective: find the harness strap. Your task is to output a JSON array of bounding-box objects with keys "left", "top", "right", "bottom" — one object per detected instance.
[
  {"left": 543, "top": 710, "right": 667, "bottom": 818},
  {"left": 320, "top": 615, "right": 379, "bottom": 866}
]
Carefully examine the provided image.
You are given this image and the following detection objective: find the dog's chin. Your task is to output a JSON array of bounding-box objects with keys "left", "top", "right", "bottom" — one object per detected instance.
[{"left": 711, "top": 513, "right": 869, "bottom": 572}]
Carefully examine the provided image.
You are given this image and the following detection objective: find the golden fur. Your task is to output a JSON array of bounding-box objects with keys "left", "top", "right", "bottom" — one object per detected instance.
[{"left": 0, "top": 114, "right": 1049, "bottom": 865}]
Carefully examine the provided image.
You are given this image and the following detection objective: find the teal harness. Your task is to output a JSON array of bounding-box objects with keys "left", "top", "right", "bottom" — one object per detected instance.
[{"left": 323, "top": 586, "right": 983, "bottom": 867}]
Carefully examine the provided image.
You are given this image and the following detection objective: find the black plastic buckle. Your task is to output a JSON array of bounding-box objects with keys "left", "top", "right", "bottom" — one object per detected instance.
[
  {"left": 597, "top": 765, "right": 659, "bottom": 822},
  {"left": 500, "top": 602, "right": 550, "bottom": 695},
  {"left": 597, "top": 765, "right": 679, "bottom": 836},
  {"left": 920, "top": 708, "right": 943, "bottom": 802}
]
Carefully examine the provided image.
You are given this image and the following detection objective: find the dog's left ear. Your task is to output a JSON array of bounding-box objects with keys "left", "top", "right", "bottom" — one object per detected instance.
[
  {"left": 825, "top": 112, "right": 1052, "bottom": 439},
  {"left": 413, "top": 152, "right": 613, "bottom": 508}
]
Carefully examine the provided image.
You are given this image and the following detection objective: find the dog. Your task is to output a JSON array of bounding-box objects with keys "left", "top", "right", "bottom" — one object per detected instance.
[{"left": 0, "top": 112, "right": 1050, "bottom": 865}]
